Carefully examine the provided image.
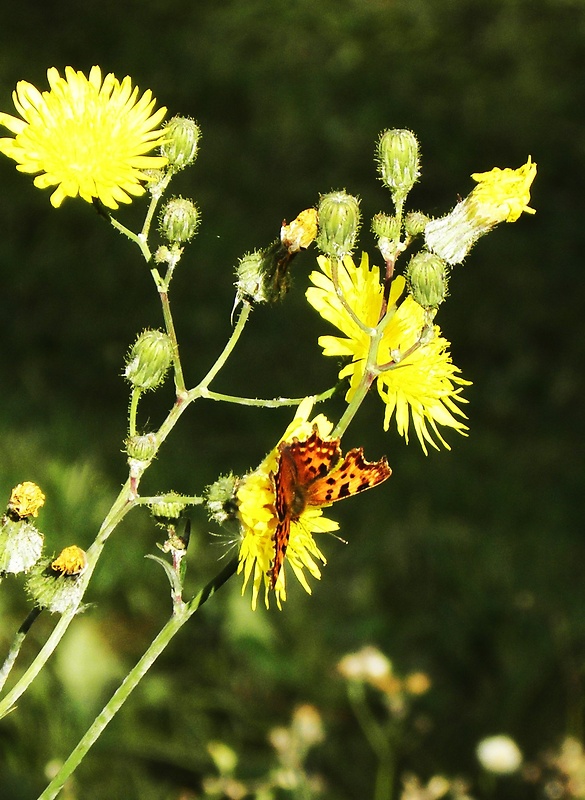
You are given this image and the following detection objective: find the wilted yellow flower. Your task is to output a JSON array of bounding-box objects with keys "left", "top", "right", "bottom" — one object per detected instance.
[
  {"left": 306, "top": 254, "right": 470, "bottom": 453},
  {"left": 425, "top": 157, "right": 536, "bottom": 264},
  {"left": 0, "top": 66, "right": 167, "bottom": 208},
  {"left": 7, "top": 481, "right": 45, "bottom": 519}
]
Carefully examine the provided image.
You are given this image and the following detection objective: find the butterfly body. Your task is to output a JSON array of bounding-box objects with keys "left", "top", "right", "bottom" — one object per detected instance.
[{"left": 270, "top": 428, "right": 391, "bottom": 588}]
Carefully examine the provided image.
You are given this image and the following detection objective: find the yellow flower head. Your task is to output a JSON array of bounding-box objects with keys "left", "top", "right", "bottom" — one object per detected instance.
[
  {"left": 0, "top": 66, "right": 168, "bottom": 208},
  {"left": 236, "top": 397, "right": 339, "bottom": 610},
  {"left": 470, "top": 156, "right": 537, "bottom": 223},
  {"left": 425, "top": 157, "right": 536, "bottom": 264},
  {"left": 8, "top": 481, "right": 46, "bottom": 519},
  {"left": 306, "top": 254, "right": 470, "bottom": 454}
]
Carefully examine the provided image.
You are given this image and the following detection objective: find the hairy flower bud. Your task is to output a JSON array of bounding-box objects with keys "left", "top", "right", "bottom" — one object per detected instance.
[
  {"left": 0, "top": 518, "right": 44, "bottom": 574},
  {"left": 26, "top": 546, "right": 87, "bottom": 613},
  {"left": 125, "top": 432, "right": 158, "bottom": 462},
  {"left": 206, "top": 474, "right": 239, "bottom": 528},
  {"left": 124, "top": 330, "right": 173, "bottom": 391},
  {"left": 159, "top": 197, "right": 200, "bottom": 243},
  {"left": 150, "top": 492, "right": 188, "bottom": 523},
  {"left": 376, "top": 129, "right": 420, "bottom": 204},
  {"left": 404, "top": 211, "right": 429, "bottom": 238},
  {"left": 235, "top": 250, "right": 270, "bottom": 304},
  {"left": 161, "top": 116, "right": 201, "bottom": 171},
  {"left": 406, "top": 251, "right": 449, "bottom": 309},
  {"left": 316, "top": 191, "right": 360, "bottom": 258}
]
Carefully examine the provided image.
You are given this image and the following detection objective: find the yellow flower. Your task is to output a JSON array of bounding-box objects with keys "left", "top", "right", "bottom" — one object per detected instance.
[
  {"left": 8, "top": 481, "right": 45, "bottom": 519},
  {"left": 0, "top": 66, "right": 167, "bottom": 208},
  {"left": 306, "top": 253, "right": 470, "bottom": 454},
  {"left": 236, "top": 397, "right": 339, "bottom": 610},
  {"left": 425, "top": 157, "right": 536, "bottom": 264}
]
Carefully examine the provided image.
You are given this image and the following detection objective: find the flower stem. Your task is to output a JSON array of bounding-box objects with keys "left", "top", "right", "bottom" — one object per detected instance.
[
  {"left": 198, "top": 301, "right": 252, "bottom": 390},
  {"left": 158, "top": 285, "right": 186, "bottom": 394},
  {"left": 0, "top": 607, "right": 42, "bottom": 693},
  {"left": 38, "top": 555, "right": 238, "bottom": 800}
]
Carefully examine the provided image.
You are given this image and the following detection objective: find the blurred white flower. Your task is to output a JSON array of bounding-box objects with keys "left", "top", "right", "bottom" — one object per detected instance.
[{"left": 476, "top": 735, "right": 522, "bottom": 774}]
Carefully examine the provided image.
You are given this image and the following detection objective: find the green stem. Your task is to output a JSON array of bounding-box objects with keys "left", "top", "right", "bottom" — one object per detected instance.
[
  {"left": 330, "top": 257, "right": 376, "bottom": 336},
  {"left": 128, "top": 388, "right": 142, "bottom": 437},
  {"left": 38, "top": 555, "right": 238, "bottom": 800},
  {"left": 108, "top": 215, "right": 152, "bottom": 263},
  {"left": 158, "top": 286, "right": 186, "bottom": 394},
  {"left": 198, "top": 301, "right": 252, "bottom": 390},
  {"left": 200, "top": 384, "right": 338, "bottom": 408},
  {"left": 347, "top": 682, "right": 395, "bottom": 800},
  {"left": 0, "top": 607, "right": 42, "bottom": 693}
]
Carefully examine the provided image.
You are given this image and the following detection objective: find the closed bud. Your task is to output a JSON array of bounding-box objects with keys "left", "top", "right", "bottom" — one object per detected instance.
[
  {"left": 125, "top": 432, "right": 158, "bottom": 462},
  {"left": 0, "top": 518, "right": 44, "bottom": 575},
  {"left": 124, "top": 330, "right": 173, "bottom": 391},
  {"left": 150, "top": 492, "right": 187, "bottom": 523},
  {"left": 159, "top": 197, "right": 200, "bottom": 243},
  {"left": 371, "top": 213, "right": 400, "bottom": 241},
  {"left": 376, "top": 129, "right": 420, "bottom": 204},
  {"left": 235, "top": 250, "right": 269, "bottom": 304},
  {"left": 316, "top": 191, "right": 360, "bottom": 258},
  {"left": 404, "top": 211, "right": 429, "bottom": 238},
  {"left": 406, "top": 251, "right": 449, "bottom": 309},
  {"left": 206, "top": 474, "right": 239, "bottom": 528},
  {"left": 26, "top": 546, "right": 87, "bottom": 614},
  {"left": 161, "top": 116, "right": 202, "bottom": 171}
]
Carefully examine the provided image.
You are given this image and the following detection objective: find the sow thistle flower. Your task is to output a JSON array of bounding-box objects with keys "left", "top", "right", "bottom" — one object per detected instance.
[
  {"left": 306, "top": 254, "right": 470, "bottom": 453},
  {"left": 0, "top": 66, "right": 168, "bottom": 208},
  {"left": 425, "top": 157, "right": 537, "bottom": 264},
  {"left": 236, "top": 398, "right": 340, "bottom": 611}
]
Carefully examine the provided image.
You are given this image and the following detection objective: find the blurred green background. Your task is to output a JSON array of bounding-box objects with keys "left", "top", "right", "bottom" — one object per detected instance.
[{"left": 0, "top": 0, "right": 583, "bottom": 798}]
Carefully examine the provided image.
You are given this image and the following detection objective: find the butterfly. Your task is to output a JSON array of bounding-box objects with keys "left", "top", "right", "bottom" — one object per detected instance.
[{"left": 270, "top": 427, "right": 392, "bottom": 588}]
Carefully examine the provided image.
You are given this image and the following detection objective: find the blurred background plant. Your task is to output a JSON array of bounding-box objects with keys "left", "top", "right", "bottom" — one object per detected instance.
[{"left": 0, "top": 0, "right": 583, "bottom": 798}]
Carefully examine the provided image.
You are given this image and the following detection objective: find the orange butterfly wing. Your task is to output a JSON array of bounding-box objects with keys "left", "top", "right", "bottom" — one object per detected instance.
[
  {"left": 271, "top": 430, "right": 341, "bottom": 588},
  {"left": 269, "top": 429, "right": 391, "bottom": 589}
]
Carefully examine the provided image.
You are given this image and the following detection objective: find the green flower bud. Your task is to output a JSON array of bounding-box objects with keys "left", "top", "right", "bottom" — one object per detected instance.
[
  {"left": 406, "top": 251, "right": 449, "bottom": 309},
  {"left": 26, "top": 546, "right": 87, "bottom": 614},
  {"left": 125, "top": 433, "right": 158, "bottom": 462},
  {"left": 124, "top": 330, "right": 173, "bottom": 391},
  {"left": 371, "top": 213, "right": 400, "bottom": 241},
  {"left": 206, "top": 474, "right": 239, "bottom": 528},
  {"left": 376, "top": 129, "right": 420, "bottom": 204},
  {"left": 161, "top": 116, "right": 202, "bottom": 171},
  {"left": 404, "top": 211, "right": 430, "bottom": 238},
  {"left": 159, "top": 197, "right": 200, "bottom": 244},
  {"left": 150, "top": 492, "right": 187, "bottom": 523},
  {"left": 0, "top": 517, "right": 44, "bottom": 574},
  {"left": 235, "top": 250, "right": 270, "bottom": 304},
  {"left": 316, "top": 191, "right": 361, "bottom": 258}
]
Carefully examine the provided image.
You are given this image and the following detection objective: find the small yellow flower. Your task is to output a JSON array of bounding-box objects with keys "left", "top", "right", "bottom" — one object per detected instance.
[
  {"left": 236, "top": 398, "right": 338, "bottom": 610},
  {"left": 306, "top": 254, "right": 470, "bottom": 454},
  {"left": 425, "top": 157, "right": 536, "bottom": 264},
  {"left": 0, "top": 66, "right": 167, "bottom": 208},
  {"left": 8, "top": 481, "right": 45, "bottom": 519},
  {"left": 51, "top": 545, "right": 87, "bottom": 576}
]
